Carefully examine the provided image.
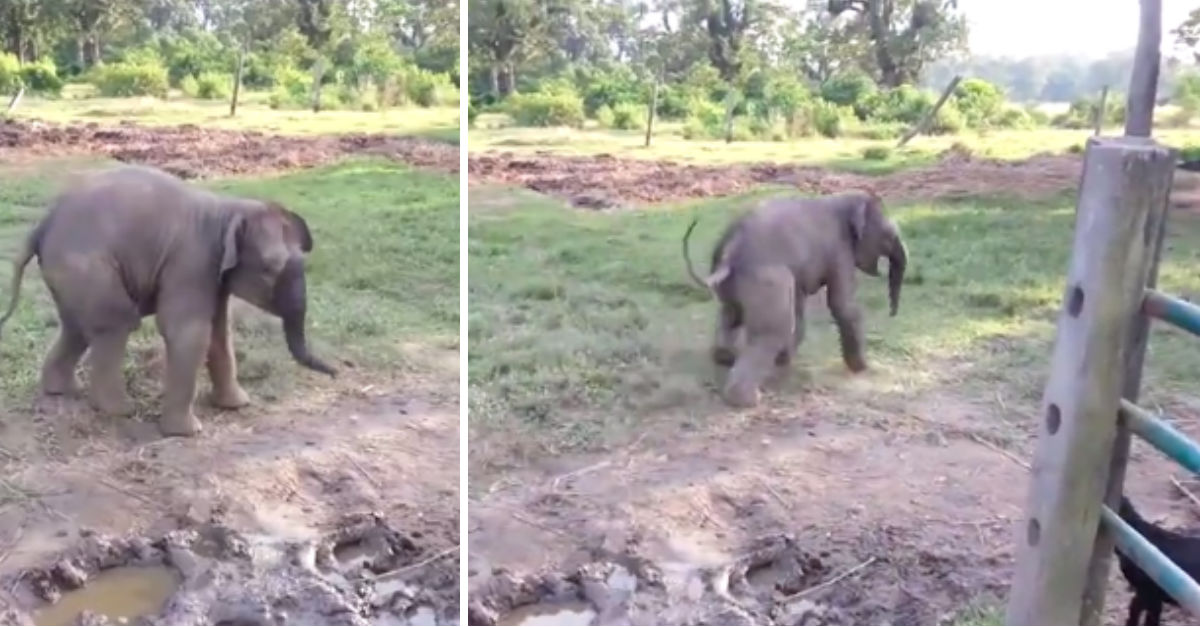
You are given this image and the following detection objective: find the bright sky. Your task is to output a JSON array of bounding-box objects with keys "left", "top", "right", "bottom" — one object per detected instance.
[{"left": 959, "top": 0, "right": 1194, "bottom": 58}]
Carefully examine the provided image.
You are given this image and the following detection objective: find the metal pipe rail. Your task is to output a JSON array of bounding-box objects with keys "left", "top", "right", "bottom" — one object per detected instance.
[
  {"left": 1144, "top": 289, "right": 1200, "bottom": 337},
  {"left": 1100, "top": 504, "right": 1200, "bottom": 617}
]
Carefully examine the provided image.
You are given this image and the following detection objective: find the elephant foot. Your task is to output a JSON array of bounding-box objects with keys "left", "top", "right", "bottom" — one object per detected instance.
[
  {"left": 41, "top": 374, "right": 82, "bottom": 396},
  {"left": 712, "top": 346, "right": 737, "bottom": 367},
  {"left": 211, "top": 385, "right": 251, "bottom": 409},
  {"left": 159, "top": 410, "right": 202, "bottom": 437},
  {"left": 844, "top": 355, "right": 868, "bottom": 373},
  {"left": 89, "top": 389, "right": 135, "bottom": 417},
  {"left": 722, "top": 381, "right": 760, "bottom": 408},
  {"left": 774, "top": 350, "right": 793, "bottom": 366}
]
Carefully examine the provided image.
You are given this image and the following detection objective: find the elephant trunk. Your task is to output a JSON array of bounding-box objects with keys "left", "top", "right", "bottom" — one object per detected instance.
[
  {"left": 887, "top": 240, "right": 907, "bottom": 317},
  {"left": 273, "top": 258, "right": 337, "bottom": 376}
]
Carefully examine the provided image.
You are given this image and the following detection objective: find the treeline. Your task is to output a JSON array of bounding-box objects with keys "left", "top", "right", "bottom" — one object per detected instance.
[
  {"left": 467, "top": 0, "right": 1200, "bottom": 140},
  {"left": 0, "top": 0, "right": 459, "bottom": 110}
]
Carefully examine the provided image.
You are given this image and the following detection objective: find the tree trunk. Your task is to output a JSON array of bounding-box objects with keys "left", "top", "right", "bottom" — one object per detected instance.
[
  {"left": 489, "top": 64, "right": 499, "bottom": 97},
  {"left": 645, "top": 80, "right": 659, "bottom": 148},
  {"left": 1125, "top": 0, "right": 1163, "bottom": 137},
  {"left": 88, "top": 36, "right": 100, "bottom": 67},
  {"left": 75, "top": 37, "right": 85, "bottom": 69},
  {"left": 310, "top": 58, "right": 325, "bottom": 113},
  {"left": 1093, "top": 86, "right": 1109, "bottom": 135},
  {"left": 723, "top": 87, "right": 737, "bottom": 144},
  {"left": 229, "top": 41, "right": 246, "bottom": 117}
]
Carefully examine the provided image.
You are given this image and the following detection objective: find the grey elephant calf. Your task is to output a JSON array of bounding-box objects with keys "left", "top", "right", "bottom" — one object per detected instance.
[
  {"left": 0, "top": 165, "right": 336, "bottom": 436},
  {"left": 683, "top": 189, "right": 907, "bottom": 408}
]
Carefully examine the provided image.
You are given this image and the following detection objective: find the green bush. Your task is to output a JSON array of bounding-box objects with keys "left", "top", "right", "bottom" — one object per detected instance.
[
  {"left": 682, "top": 98, "right": 726, "bottom": 139},
  {"left": 1175, "top": 71, "right": 1200, "bottom": 114},
  {"left": 954, "top": 78, "right": 1005, "bottom": 127},
  {"left": 468, "top": 101, "right": 478, "bottom": 127},
  {"left": 812, "top": 100, "right": 849, "bottom": 138},
  {"left": 858, "top": 123, "right": 905, "bottom": 140},
  {"left": 862, "top": 145, "right": 893, "bottom": 160},
  {"left": 594, "top": 104, "right": 614, "bottom": 127},
  {"left": 995, "top": 107, "right": 1033, "bottom": 129},
  {"left": 581, "top": 68, "right": 641, "bottom": 116},
  {"left": 874, "top": 85, "right": 934, "bottom": 124},
  {"left": 507, "top": 91, "right": 585, "bottom": 127},
  {"left": 0, "top": 53, "right": 19, "bottom": 94},
  {"left": 90, "top": 62, "right": 169, "bottom": 98},
  {"left": 655, "top": 84, "right": 691, "bottom": 119},
  {"left": 194, "top": 72, "right": 231, "bottom": 99},
  {"left": 820, "top": 71, "right": 877, "bottom": 109},
  {"left": 1179, "top": 144, "right": 1200, "bottom": 161},
  {"left": 930, "top": 101, "right": 966, "bottom": 134},
  {"left": 19, "top": 58, "right": 62, "bottom": 94},
  {"left": 179, "top": 74, "right": 199, "bottom": 97},
  {"left": 268, "top": 66, "right": 311, "bottom": 109},
  {"left": 403, "top": 68, "right": 457, "bottom": 107},
  {"left": 610, "top": 102, "right": 642, "bottom": 130},
  {"left": 1024, "top": 106, "right": 1051, "bottom": 126}
]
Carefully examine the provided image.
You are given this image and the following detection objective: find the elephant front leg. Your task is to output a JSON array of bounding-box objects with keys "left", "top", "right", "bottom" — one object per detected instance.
[
  {"left": 827, "top": 274, "right": 867, "bottom": 372},
  {"left": 776, "top": 292, "right": 805, "bottom": 367},
  {"left": 207, "top": 295, "right": 250, "bottom": 409},
  {"left": 157, "top": 314, "right": 211, "bottom": 437},
  {"left": 711, "top": 301, "right": 740, "bottom": 367}
]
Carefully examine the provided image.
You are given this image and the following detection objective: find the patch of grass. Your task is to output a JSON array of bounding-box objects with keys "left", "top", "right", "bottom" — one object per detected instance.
[
  {"left": 468, "top": 118, "right": 1200, "bottom": 171},
  {"left": 467, "top": 184, "right": 1200, "bottom": 472},
  {"left": 0, "top": 158, "right": 458, "bottom": 407},
  {"left": 7, "top": 93, "right": 460, "bottom": 142},
  {"left": 953, "top": 600, "right": 1004, "bottom": 625}
]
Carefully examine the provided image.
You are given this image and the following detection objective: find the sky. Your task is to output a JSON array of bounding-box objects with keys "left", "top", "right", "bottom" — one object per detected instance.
[{"left": 957, "top": 0, "right": 1194, "bottom": 58}]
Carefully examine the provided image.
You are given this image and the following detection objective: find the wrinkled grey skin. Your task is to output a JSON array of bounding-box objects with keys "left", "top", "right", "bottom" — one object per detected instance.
[
  {"left": 683, "top": 190, "right": 908, "bottom": 408},
  {"left": 0, "top": 165, "right": 336, "bottom": 436}
]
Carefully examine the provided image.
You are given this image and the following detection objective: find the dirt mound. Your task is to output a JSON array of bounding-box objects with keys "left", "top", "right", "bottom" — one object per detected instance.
[
  {"left": 0, "top": 514, "right": 457, "bottom": 626},
  {"left": 0, "top": 119, "right": 459, "bottom": 178},
  {"left": 467, "top": 150, "right": 1085, "bottom": 207}
]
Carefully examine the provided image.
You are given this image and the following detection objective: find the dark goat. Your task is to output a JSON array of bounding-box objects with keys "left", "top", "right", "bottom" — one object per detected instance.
[{"left": 1115, "top": 496, "right": 1200, "bottom": 625}]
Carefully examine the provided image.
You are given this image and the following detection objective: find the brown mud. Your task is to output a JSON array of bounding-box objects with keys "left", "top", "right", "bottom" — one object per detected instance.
[
  {"left": 468, "top": 146, "right": 1200, "bottom": 212},
  {"left": 0, "top": 118, "right": 460, "bottom": 179}
]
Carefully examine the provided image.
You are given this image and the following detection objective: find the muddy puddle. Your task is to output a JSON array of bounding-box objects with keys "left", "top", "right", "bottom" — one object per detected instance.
[
  {"left": 497, "top": 601, "right": 596, "bottom": 626},
  {"left": 32, "top": 566, "right": 180, "bottom": 626},
  {"left": 2, "top": 513, "right": 459, "bottom": 626},
  {"left": 468, "top": 534, "right": 855, "bottom": 626}
]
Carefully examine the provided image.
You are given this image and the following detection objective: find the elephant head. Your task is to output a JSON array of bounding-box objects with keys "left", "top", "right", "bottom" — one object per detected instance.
[
  {"left": 847, "top": 192, "right": 907, "bottom": 316},
  {"left": 220, "top": 202, "right": 337, "bottom": 376}
]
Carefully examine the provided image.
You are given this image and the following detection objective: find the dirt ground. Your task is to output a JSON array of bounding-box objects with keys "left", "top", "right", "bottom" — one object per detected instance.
[
  {"left": 466, "top": 149, "right": 1200, "bottom": 625},
  {"left": 0, "top": 118, "right": 460, "bottom": 179},
  {"left": 0, "top": 125, "right": 460, "bottom": 626},
  {"left": 468, "top": 145, "right": 1200, "bottom": 211}
]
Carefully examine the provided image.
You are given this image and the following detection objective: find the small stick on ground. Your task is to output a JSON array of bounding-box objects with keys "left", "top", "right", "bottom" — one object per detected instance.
[
  {"left": 0, "top": 525, "right": 25, "bottom": 568},
  {"left": 472, "top": 500, "right": 568, "bottom": 537},
  {"left": 969, "top": 433, "right": 1031, "bottom": 470},
  {"left": 756, "top": 475, "right": 788, "bottom": 508},
  {"left": 96, "top": 477, "right": 158, "bottom": 507},
  {"left": 374, "top": 545, "right": 459, "bottom": 581},
  {"left": 782, "top": 556, "right": 878, "bottom": 601},
  {"left": 345, "top": 455, "right": 382, "bottom": 491},
  {"left": 551, "top": 460, "right": 612, "bottom": 491},
  {"left": 1170, "top": 475, "right": 1200, "bottom": 514}
]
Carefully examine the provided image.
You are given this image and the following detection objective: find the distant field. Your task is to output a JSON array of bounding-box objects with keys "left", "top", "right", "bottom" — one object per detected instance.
[
  {"left": 7, "top": 84, "right": 460, "bottom": 141},
  {"left": 469, "top": 113, "right": 1200, "bottom": 172}
]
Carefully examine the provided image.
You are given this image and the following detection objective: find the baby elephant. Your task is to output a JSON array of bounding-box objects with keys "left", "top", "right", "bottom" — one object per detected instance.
[
  {"left": 683, "top": 189, "right": 907, "bottom": 408},
  {"left": 0, "top": 165, "right": 336, "bottom": 436}
]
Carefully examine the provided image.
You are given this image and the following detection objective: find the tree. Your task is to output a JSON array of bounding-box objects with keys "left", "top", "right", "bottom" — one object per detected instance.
[
  {"left": 1174, "top": 6, "right": 1200, "bottom": 63},
  {"left": 827, "top": 0, "right": 967, "bottom": 87},
  {"left": 468, "top": 0, "right": 546, "bottom": 97}
]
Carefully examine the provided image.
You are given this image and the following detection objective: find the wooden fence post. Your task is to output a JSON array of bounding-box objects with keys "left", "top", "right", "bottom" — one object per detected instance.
[
  {"left": 1005, "top": 136, "right": 1177, "bottom": 625},
  {"left": 1093, "top": 86, "right": 1108, "bottom": 136},
  {"left": 644, "top": 79, "right": 659, "bottom": 148}
]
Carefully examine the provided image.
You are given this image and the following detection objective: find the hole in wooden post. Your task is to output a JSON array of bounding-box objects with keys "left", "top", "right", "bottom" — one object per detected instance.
[
  {"left": 1046, "top": 404, "right": 1061, "bottom": 434},
  {"left": 1068, "top": 285, "right": 1085, "bottom": 317},
  {"left": 1027, "top": 518, "right": 1040, "bottom": 546}
]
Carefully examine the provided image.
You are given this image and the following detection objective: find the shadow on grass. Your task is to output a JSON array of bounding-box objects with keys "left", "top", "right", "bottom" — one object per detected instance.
[{"left": 468, "top": 185, "right": 1200, "bottom": 472}]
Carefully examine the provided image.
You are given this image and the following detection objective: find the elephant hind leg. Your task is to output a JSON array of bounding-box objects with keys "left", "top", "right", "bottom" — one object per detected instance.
[
  {"left": 724, "top": 268, "right": 794, "bottom": 408},
  {"left": 87, "top": 328, "right": 135, "bottom": 416},
  {"left": 41, "top": 319, "right": 88, "bottom": 396},
  {"left": 712, "top": 300, "right": 741, "bottom": 367}
]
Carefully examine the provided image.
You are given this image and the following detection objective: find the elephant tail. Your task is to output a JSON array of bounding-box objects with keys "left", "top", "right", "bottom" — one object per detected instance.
[
  {"left": 682, "top": 216, "right": 709, "bottom": 290},
  {"left": 0, "top": 219, "right": 44, "bottom": 338}
]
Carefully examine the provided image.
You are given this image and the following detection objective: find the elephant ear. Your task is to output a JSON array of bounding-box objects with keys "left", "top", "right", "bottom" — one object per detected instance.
[
  {"left": 848, "top": 192, "right": 884, "bottom": 276},
  {"left": 220, "top": 213, "right": 245, "bottom": 275},
  {"left": 268, "top": 202, "right": 314, "bottom": 253}
]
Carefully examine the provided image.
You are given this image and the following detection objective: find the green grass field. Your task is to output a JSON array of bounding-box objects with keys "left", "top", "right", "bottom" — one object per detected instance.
[
  {"left": 470, "top": 114, "right": 1200, "bottom": 172},
  {"left": 0, "top": 158, "right": 459, "bottom": 409},
  {"left": 8, "top": 86, "right": 460, "bottom": 142},
  {"left": 467, "top": 184, "right": 1200, "bottom": 471}
]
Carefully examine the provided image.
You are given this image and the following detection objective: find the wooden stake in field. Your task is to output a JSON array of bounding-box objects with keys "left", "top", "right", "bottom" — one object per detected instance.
[
  {"left": 1093, "top": 85, "right": 1109, "bottom": 135},
  {"left": 644, "top": 79, "right": 659, "bottom": 148},
  {"left": 5, "top": 86, "right": 23, "bottom": 114},
  {"left": 896, "top": 75, "right": 961, "bottom": 148},
  {"left": 230, "top": 38, "right": 247, "bottom": 118}
]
